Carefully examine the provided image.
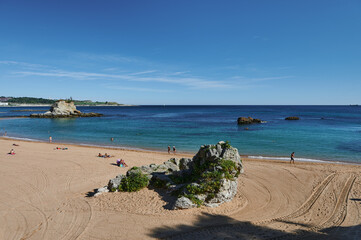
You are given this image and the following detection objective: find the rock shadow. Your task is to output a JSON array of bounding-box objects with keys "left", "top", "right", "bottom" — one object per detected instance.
[
  {"left": 85, "top": 188, "right": 98, "bottom": 198},
  {"left": 148, "top": 212, "right": 361, "bottom": 240},
  {"left": 149, "top": 186, "right": 178, "bottom": 210}
]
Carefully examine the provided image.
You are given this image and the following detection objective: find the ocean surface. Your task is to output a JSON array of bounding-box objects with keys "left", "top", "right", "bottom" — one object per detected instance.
[{"left": 1, "top": 105, "right": 360, "bottom": 164}]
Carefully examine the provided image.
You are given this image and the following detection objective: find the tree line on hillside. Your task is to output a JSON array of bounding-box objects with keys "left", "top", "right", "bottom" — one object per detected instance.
[
  {"left": 2, "top": 97, "right": 55, "bottom": 104},
  {"left": 0, "top": 96, "right": 119, "bottom": 105}
]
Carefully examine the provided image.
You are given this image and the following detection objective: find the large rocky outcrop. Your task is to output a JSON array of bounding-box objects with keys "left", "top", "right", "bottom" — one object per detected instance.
[
  {"left": 104, "top": 141, "right": 244, "bottom": 210},
  {"left": 30, "top": 100, "right": 103, "bottom": 118},
  {"left": 237, "top": 117, "right": 262, "bottom": 125}
]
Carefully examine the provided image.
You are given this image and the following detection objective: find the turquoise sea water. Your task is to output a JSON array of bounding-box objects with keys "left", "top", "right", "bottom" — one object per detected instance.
[{"left": 0, "top": 105, "right": 360, "bottom": 163}]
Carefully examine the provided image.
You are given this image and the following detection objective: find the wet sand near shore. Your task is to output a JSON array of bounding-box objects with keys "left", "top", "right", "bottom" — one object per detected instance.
[{"left": 0, "top": 138, "right": 360, "bottom": 239}]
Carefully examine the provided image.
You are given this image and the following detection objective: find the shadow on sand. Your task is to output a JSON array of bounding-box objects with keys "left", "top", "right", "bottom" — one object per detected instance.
[
  {"left": 148, "top": 186, "right": 178, "bottom": 210},
  {"left": 350, "top": 198, "right": 361, "bottom": 202},
  {"left": 148, "top": 212, "right": 361, "bottom": 239},
  {"left": 85, "top": 188, "right": 98, "bottom": 198}
]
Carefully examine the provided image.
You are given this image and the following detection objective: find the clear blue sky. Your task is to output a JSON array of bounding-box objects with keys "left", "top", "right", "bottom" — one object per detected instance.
[{"left": 0, "top": 0, "right": 360, "bottom": 105}]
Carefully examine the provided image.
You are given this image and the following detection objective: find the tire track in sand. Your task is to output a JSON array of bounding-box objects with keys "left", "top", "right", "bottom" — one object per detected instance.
[
  {"left": 58, "top": 197, "right": 93, "bottom": 240},
  {"left": 265, "top": 174, "right": 356, "bottom": 240},
  {"left": 0, "top": 170, "right": 50, "bottom": 240},
  {"left": 49, "top": 158, "right": 92, "bottom": 239},
  {"left": 316, "top": 174, "right": 356, "bottom": 230},
  {"left": 338, "top": 176, "right": 361, "bottom": 239},
  {"left": 276, "top": 173, "right": 336, "bottom": 222},
  {"left": 1, "top": 201, "right": 29, "bottom": 240},
  {"left": 158, "top": 169, "right": 300, "bottom": 240},
  {"left": 254, "top": 173, "right": 336, "bottom": 224},
  {"left": 158, "top": 173, "right": 337, "bottom": 240}
]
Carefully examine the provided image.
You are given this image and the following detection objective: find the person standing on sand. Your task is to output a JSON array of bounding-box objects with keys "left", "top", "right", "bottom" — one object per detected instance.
[
  {"left": 290, "top": 152, "right": 295, "bottom": 164},
  {"left": 173, "top": 146, "right": 176, "bottom": 154},
  {"left": 49, "top": 136, "right": 52, "bottom": 143},
  {"left": 168, "top": 146, "right": 171, "bottom": 154}
]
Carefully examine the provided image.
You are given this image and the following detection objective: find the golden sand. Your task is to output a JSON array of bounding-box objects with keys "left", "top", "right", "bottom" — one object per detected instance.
[{"left": 0, "top": 138, "right": 360, "bottom": 239}]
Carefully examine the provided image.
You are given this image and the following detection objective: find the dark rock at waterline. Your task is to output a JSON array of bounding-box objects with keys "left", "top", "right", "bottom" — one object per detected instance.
[
  {"left": 285, "top": 116, "right": 300, "bottom": 120},
  {"left": 237, "top": 117, "right": 262, "bottom": 125},
  {"left": 30, "top": 112, "right": 103, "bottom": 118}
]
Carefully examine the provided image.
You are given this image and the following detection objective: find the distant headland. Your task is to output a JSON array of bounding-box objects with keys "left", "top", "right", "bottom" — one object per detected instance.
[{"left": 0, "top": 96, "right": 132, "bottom": 107}]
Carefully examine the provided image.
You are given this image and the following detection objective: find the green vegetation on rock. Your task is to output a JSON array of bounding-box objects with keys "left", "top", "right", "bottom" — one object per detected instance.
[
  {"left": 179, "top": 159, "right": 239, "bottom": 206},
  {"left": 151, "top": 178, "right": 168, "bottom": 188},
  {"left": 221, "top": 141, "right": 231, "bottom": 149},
  {"left": 118, "top": 172, "right": 149, "bottom": 192},
  {"left": 183, "top": 194, "right": 204, "bottom": 207}
]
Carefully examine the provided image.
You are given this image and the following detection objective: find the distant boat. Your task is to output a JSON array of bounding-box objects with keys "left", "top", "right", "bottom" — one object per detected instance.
[{"left": 349, "top": 104, "right": 359, "bottom": 107}]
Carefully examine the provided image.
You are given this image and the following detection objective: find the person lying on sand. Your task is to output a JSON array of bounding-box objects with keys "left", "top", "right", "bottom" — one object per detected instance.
[
  {"left": 55, "top": 147, "right": 68, "bottom": 150},
  {"left": 116, "top": 159, "right": 128, "bottom": 167},
  {"left": 12, "top": 143, "right": 19, "bottom": 146},
  {"left": 8, "top": 149, "right": 15, "bottom": 155},
  {"left": 97, "top": 153, "right": 113, "bottom": 158},
  {"left": 120, "top": 159, "right": 128, "bottom": 167}
]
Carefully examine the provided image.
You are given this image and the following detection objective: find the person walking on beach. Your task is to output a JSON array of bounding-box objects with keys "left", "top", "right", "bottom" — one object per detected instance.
[
  {"left": 168, "top": 146, "right": 171, "bottom": 154},
  {"left": 290, "top": 152, "right": 295, "bottom": 164},
  {"left": 49, "top": 136, "right": 52, "bottom": 143},
  {"left": 173, "top": 146, "right": 176, "bottom": 154}
]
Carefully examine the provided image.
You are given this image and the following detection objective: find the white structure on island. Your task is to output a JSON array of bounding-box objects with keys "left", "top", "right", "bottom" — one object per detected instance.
[{"left": 0, "top": 102, "right": 8, "bottom": 106}]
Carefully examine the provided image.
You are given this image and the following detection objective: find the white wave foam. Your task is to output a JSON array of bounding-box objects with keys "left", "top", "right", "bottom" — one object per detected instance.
[
  {"left": 2, "top": 136, "right": 358, "bottom": 165},
  {"left": 1, "top": 136, "right": 166, "bottom": 153},
  {"left": 76, "top": 143, "right": 151, "bottom": 152},
  {"left": 1, "top": 136, "right": 42, "bottom": 142},
  {"left": 246, "top": 155, "right": 344, "bottom": 164}
]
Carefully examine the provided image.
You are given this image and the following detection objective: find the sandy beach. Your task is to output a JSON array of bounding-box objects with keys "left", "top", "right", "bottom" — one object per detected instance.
[{"left": 1, "top": 137, "right": 360, "bottom": 239}]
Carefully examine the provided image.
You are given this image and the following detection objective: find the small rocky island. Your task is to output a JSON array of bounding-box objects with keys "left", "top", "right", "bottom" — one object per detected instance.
[
  {"left": 30, "top": 100, "right": 103, "bottom": 118},
  {"left": 285, "top": 116, "right": 300, "bottom": 120},
  {"left": 237, "top": 116, "right": 262, "bottom": 125},
  {"left": 99, "top": 141, "right": 244, "bottom": 210}
]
